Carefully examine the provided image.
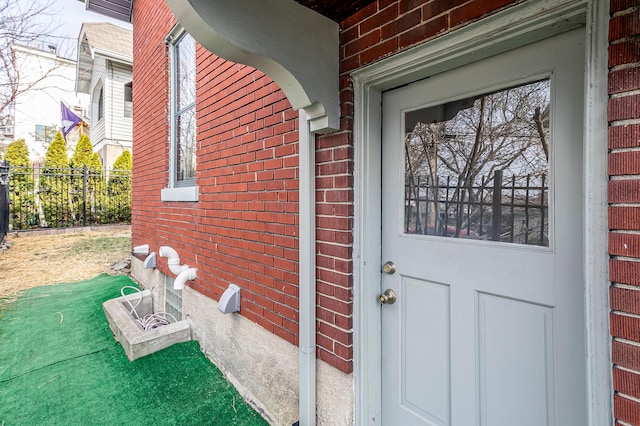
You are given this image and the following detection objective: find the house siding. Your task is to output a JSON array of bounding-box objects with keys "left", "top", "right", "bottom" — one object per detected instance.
[
  {"left": 88, "top": 56, "right": 132, "bottom": 168},
  {"left": 89, "top": 56, "right": 106, "bottom": 145},
  {"left": 608, "top": 0, "right": 640, "bottom": 423},
  {"left": 106, "top": 61, "right": 133, "bottom": 142}
]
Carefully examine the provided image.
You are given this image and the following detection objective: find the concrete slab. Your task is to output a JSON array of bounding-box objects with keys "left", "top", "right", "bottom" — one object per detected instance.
[{"left": 103, "top": 289, "right": 192, "bottom": 361}]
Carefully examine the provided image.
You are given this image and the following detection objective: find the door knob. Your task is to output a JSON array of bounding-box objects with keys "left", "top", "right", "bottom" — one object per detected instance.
[
  {"left": 378, "top": 289, "right": 397, "bottom": 304},
  {"left": 382, "top": 261, "right": 396, "bottom": 274}
]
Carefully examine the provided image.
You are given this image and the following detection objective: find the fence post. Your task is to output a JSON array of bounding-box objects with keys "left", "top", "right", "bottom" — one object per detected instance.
[
  {"left": 82, "top": 164, "right": 87, "bottom": 227},
  {"left": 0, "top": 160, "right": 9, "bottom": 242},
  {"left": 491, "top": 170, "right": 502, "bottom": 241}
]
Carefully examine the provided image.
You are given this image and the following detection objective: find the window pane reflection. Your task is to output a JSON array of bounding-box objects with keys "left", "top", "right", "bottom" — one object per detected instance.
[
  {"left": 176, "top": 33, "right": 195, "bottom": 110},
  {"left": 172, "top": 30, "right": 196, "bottom": 184},
  {"left": 404, "top": 79, "right": 550, "bottom": 246},
  {"left": 177, "top": 107, "right": 196, "bottom": 181}
]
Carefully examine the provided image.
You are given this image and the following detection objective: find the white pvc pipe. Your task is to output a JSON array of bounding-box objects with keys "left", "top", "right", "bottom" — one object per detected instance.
[
  {"left": 174, "top": 268, "right": 197, "bottom": 290},
  {"left": 298, "top": 110, "right": 316, "bottom": 425},
  {"left": 159, "top": 245, "right": 188, "bottom": 275}
]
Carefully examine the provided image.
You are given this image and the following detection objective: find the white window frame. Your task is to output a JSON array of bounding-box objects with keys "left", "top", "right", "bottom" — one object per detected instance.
[{"left": 161, "top": 25, "right": 198, "bottom": 202}]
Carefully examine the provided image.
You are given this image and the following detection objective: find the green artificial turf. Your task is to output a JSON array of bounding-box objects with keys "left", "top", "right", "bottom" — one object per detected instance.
[{"left": 0, "top": 275, "right": 268, "bottom": 426}]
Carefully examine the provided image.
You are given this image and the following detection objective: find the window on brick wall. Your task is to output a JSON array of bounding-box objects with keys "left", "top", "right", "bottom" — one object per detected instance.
[{"left": 161, "top": 26, "right": 198, "bottom": 202}]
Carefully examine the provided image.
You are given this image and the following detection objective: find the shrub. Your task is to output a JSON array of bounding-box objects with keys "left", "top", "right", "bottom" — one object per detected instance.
[
  {"left": 108, "top": 150, "right": 132, "bottom": 223},
  {"left": 5, "top": 140, "right": 36, "bottom": 228},
  {"left": 40, "top": 131, "right": 71, "bottom": 226}
]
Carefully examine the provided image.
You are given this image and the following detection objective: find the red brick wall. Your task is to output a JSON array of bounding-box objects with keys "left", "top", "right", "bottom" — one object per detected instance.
[
  {"left": 608, "top": 0, "right": 640, "bottom": 423},
  {"left": 339, "top": 0, "right": 522, "bottom": 75},
  {"left": 132, "top": 0, "right": 300, "bottom": 346},
  {"left": 132, "top": 0, "right": 528, "bottom": 375}
]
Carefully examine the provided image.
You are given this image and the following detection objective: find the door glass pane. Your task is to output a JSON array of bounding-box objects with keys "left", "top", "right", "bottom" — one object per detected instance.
[{"left": 404, "top": 79, "right": 550, "bottom": 246}]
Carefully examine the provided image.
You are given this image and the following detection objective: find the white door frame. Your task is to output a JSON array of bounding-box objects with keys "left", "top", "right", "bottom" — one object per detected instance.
[{"left": 351, "top": 0, "right": 610, "bottom": 424}]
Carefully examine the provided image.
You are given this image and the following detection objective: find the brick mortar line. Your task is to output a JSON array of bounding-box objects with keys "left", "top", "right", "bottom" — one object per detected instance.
[
  {"left": 616, "top": 391, "right": 640, "bottom": 404},
  {"left": 611, "top": 5, "right": 640, "bottom": 18},
  {"left": 614, "top": 336, "right": 640, "bottom": 348},
  {"left": 610, "top": 255, "right": 640, "bottom": 263},
  {"left": 317, "top": 346, "right": 352, "bottom": 363},
  {"left": 609, "top": 35, "right": 640, "bottom": 46},
  {"left": 342, "top": 15, "right": 452, "bottom": 61},
  {"left": 609, "top": 62, "right": 640, "bottom": 72},
  {"left": 612, "top": 310, "right": 640, "bottom": 320},
  {"left": 315, "top": 269, "right": 352, "bottom": 281},
  {"left": 615, "top": 364, "right": 640, "bottom": 376},
  {"left": 610, "top": 147, "right": 640, "bottom": 153},
  {"left": 318, "top": 292, "right": 353, "bottom": 303},
  {"left": 609, "top": 118, "right": 640, "bottom": 126},
  {"left": 610, "top": 89, "right": 640, "bottom": 99},
  {"left": 316, "top": 318, "right": 353, "bottom": 333},
  {"left": 609, "top": 175, "right": 640, "bottom": 180},
  {"left": 609, "top": 203, "right": 640, "bottom": 207},
  {"left": 609, "top": 230, "right": 640, "bottom": 235},
  {"left": 612, "top": 283, "right": 640, "bottom": 290}
]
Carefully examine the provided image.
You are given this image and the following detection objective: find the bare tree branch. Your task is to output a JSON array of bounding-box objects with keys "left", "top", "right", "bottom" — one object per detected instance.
[{"left": 0, "top": 0, "right": 64, "bottom": 117}]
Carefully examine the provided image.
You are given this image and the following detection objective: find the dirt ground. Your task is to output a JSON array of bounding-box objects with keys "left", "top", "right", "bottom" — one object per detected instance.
[{"left": 0, "top": 226, "right": 131, "bottom": 301}]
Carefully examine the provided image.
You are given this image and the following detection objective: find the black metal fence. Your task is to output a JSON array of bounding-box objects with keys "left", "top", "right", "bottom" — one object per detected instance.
[
  {"left": 405, "top": 170, "right": 548, "bottom": 246},
  {"left": 0, "top": 161, "right": 9, "bottom": 242},
  {"left": 7, "top": 164, "right": 131, "bottom": 231}
]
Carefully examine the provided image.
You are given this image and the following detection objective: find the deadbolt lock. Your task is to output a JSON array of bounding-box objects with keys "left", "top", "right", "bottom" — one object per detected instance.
[
  {"left": 378, "top": 289, "right": 397, "bottom": 305},
  {"left": 382, "top": 261, "right": 396, "bottom": 274}
]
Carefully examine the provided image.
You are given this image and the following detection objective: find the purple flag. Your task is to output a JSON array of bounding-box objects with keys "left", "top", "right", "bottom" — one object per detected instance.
[{"left": 60, "top": 102, "right": 82, "bottom": 140}]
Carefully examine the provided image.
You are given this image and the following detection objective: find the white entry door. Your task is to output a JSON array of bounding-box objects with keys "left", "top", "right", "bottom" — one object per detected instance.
[{"left": 380, "top": 29, "right": 586, "bottom": 426}]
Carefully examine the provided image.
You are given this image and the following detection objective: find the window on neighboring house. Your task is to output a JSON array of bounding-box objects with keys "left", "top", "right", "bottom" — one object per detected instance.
[
  {"left": 1, "top": 117, "right": 13, "bottom": 137},
  {"left": 161, "top": 26, "right": 197, "bottom": 202},
  {"left": 34, "top": 124, "right": 55, "bottom": 143},
  {"left": 124, "top": 81, "right": 132, "bottom": 118},
  {"left": 97, "top": 85, "right": 104, "bottom": 121}
]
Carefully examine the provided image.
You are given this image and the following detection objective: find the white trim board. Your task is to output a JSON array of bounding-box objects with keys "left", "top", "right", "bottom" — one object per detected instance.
[{"left": 351, "top": 0, "right": 610, "bottom": 424}]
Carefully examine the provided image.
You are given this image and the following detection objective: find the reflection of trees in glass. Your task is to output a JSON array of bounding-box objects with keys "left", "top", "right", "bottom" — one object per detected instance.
[
  {"left": 404, "top": 79, "right": 550, "bottom": 245},
  {"left": 173, "top": 32, "right": 196, "bottom": 182},
  {"left": 177, "top": 107, "right": 195, "bottom": 180}
]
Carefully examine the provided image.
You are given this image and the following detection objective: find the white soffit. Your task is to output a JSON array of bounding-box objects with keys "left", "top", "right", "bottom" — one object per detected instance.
[{"left": 165, "top": 0, "right": 340, "bottom": 132}]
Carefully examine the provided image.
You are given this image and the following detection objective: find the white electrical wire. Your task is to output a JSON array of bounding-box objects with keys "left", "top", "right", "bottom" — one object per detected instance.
[{"left": 120, "top": 286, "right": 178, "bottom": 331}]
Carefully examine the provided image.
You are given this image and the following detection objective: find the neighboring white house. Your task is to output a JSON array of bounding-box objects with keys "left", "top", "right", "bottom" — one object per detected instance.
[
  {"left": 0, "top": 114, "right": 15, "bottom": 148},
  {"left": 9, "top": 44, "right": 89, "bottom": 161},
  {"left": 76, "top": 22, "right": 132, "bottom": 169}
]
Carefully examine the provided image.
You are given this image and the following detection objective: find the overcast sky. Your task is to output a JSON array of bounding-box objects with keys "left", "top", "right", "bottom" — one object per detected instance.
[{"left": 38, "top": 0, "right": 132, "bottom": 58}]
